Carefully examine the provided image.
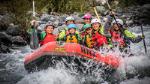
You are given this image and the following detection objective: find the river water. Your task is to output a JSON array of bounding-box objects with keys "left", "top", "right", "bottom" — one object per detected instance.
[{"left": 0, "top": 26, "right": 150, "bottom": 84}]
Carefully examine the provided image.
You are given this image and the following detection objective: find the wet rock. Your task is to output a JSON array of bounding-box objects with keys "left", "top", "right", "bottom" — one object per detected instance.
[
  {"left": 6, "top": 25, "right": 21, "bottom": 36},
  {"left": 130, "top": 4, "right": 150, "bottom": 25},
  {"left": 41, "top": 14, "right": 56, "bottom": 22},
  {"left": 0, "top": 14, "right": 13, "bottom": 31},
  {"left": 96, "top": 6, "right": 106, "bottom": 15},
  {"left": 0, "top": 32, "right": 12, "bottom": 53},
  {"left": 0, "top": 44, "right": 10, "bottom": 53},
  {"left": 11, "top": 36, "right": 27, "bottom": 46},
  {"left": 37, "top": 24, "right": 46, "bottom": 31},
  {"left": 0, "top": 32, "right": 12, "bottom": 45},
  {"left": 57, "top": 22, "right": 63, "bottom": 26}
]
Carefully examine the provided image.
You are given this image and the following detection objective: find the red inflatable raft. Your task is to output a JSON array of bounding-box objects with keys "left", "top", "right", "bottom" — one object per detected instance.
[{"left": 24, "top": 41, "right": 121, "bottom": 72}]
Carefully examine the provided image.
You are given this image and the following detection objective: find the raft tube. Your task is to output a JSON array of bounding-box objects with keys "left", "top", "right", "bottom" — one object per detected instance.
[{"left": 24, "top": 41, "right": 121, "bottom": 72}]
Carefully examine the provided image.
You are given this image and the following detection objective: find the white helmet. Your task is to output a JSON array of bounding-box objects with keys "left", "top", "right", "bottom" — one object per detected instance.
[
  {"left": 91, "top": 18, "right": 101, "bottom": 24},
  {"left": 65, "top": 16, "right": 75, "bottom": 22},
  {"left": 112, "top": 19, "right": 123, "bottom": 26}
]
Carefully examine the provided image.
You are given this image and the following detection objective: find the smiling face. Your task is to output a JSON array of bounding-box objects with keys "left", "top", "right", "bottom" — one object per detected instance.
[
  {"left": 112, "top": 24, "right": 120, "bottom": 31},
  {"left": 45, "top": 25, "right": 54, "bottom": 34},
  {"left": 92, "top": 23, "right": 101, "bottom": 31},
  {"left": 84, "top": 18, "right": 91, "bottom": 24},
  {"left": 68, "top": 28, "right": 76, "bottom": 34},
  {"left": 85, "top": 27, "right": 92, "bottom": 34}
]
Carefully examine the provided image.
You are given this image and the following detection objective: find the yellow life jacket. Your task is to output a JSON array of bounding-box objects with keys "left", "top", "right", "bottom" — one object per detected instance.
[
  {"left": 66, "top": 34, "right": 78, "bottom": 43},
  {"left": 85, "top": 34, "right": 93, "bottom": 48}
]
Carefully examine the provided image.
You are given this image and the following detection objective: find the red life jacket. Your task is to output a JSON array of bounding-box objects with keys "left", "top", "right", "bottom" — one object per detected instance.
[
  {"left": 40, "top": 33, "right": 56, "bottom": 46},
  {"left": 92, "top": 32, "right": 108, "bottom": 47},
  {"left": 110, "top": 30, "right": 125, "bottom": 46}
]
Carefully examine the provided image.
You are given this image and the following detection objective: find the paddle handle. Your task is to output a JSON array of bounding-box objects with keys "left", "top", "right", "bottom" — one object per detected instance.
[
  {"left": 106, "top": 0, "right": 121, "bottom": 30},
  {"left": 92, "top": 0, "right": 100, "bottom": 19},
  {"left": 94, "top": 7, "right": 100, "bottom": 20},
  {"left": 106, "top": 0, "right": 111, "bottom": 10},
  {"left": 140, "top": 24, "right": 147, "bottom": 54},
  {"left": 32, "top": 0, "right": 35, "bottom": 17}
]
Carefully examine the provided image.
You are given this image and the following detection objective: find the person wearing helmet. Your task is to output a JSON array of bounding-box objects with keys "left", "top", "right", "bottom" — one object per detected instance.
[
  {"left": 57, "top": 16, "right": 80, "bottom": 41},
  {"left": 103, "top": 10, "right": 119, "bottom": 34},
  {"left": 39, "top": 24, "right": 56, "bottom": 46},
  {"left": 80, "top": 13, "right": 92, "bottom": 32},
  {"left": 91, "top": 18, "right": 104, "bottom": 35},
  {"left": 91, "top": 18, "right": 109, "bottom": 49},
  {"left": 82, "top": 13, "right": 92, "bottom": 24},
  {"left": 110, "top": 19, "right": 144, "bottom": 50},
  {"left": 82, "top": 24, "right": 94, "bottom": 48},
  {"left": 62, "top": 24, "right": 81, "bottom": 43},
  {"left": 65, "top": 16, "right": 75, "bottom": 25}
]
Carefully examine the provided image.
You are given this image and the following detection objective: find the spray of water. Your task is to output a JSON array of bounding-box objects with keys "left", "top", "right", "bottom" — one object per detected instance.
[
  {"left": 18, "top": 59, "right": 110, "bottom": 84},
  {"left": 17, "top": 67, "right": 80, "bottom": 84}
]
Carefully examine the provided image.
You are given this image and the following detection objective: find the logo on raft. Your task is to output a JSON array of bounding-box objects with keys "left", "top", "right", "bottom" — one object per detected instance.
[{"left": 54, "top": 46, "right": 66, "bottom": 52}]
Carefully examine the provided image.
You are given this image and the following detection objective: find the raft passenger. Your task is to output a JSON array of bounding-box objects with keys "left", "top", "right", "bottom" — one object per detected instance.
[
  {"left": 40, "top": 24, "right": 56, "bottom": 46},
  {"left": 110, "top": 19, "right": 144, "bottom": 51}
]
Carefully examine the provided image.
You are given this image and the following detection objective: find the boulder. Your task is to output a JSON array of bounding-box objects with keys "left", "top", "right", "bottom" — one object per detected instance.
[
  {"left": 0, "top": 32, "right": 12, "bottom": 53},
  {"left": 96, "top": 6, "right": 106, "bottom": 15},
  {"left": 40, "top": 14, "right": 52, "bottom": 22},
  {"left": 0, "top": 14, "right": 11, "bottom": 31},
  {"left": 130, "top": 4, "right": 150, "bottom": 25},
  {"left": 6, "top": 25, "right": 21, "bottom": 36},
  {"left": 11, "top": 36, "right": 27, "bottom": 46},
  {"left": 0, "top": 44, "right": 10, "bottom": 53},
  {"left": 0, "top": 32, "right": 12, "bottom": 45}
]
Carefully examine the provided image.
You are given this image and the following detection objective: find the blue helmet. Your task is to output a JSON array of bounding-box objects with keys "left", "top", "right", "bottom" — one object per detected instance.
[{"left": 67, "top": 24, "right": 77, "bottom": 30}]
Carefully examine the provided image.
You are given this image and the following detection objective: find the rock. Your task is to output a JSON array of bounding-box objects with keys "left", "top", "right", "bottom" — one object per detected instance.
[
  {"left": 40, "top": 14, "right": 53, "bottom": 22},
  {"left": 96, "top": 6, "right": 106, "bottom": 15},
  {"left": 0, "top": 32, "right": 12, "bottom": 45},
  {"left": 129, "top": 4, "right": 150, "bottom": 25},
  {"left": 0, "top": 44, "right": 10, "bottom": 53},
  {"left": 37, "top": 24, "right": 46, "bottom": 31},
  {"left": 0, "top": 14, "right": 13, "bottom": 31},
  {"left": 11, "top": 36, "right": 27, "bottom": 46},
  {"left": 57, "top": 22, "right": 63, "bottom": 26},
  {"left": 6, "top": 25, "right": 21, "bottom": 36},
  {"left": 0, "top": 32, "right": 12, "bottom": 53},
  {"left": 142, "top": 4, "right": 150, "bottom": 9}
]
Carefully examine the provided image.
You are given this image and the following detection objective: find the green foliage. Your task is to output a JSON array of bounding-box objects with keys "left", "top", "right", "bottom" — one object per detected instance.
[{"left": 0, "top": 0, "right": 32, "bottom": 31}]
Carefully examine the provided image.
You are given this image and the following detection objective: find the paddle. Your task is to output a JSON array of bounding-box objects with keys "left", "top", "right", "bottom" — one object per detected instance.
[
  {"left": 32, "top": 0, "right": 35, "bottom": 17},
  {"left": 29, "top": 0, "right": 40, "bottom": 49},
  {"left": 92, "top": 0, "right": 100, "bottom": 19},
  {"left": 105, "top": 0, "right": 119, "bottom": 26},
  {"left": 140, "top": 23, "right": 147, "bottom": 54}
]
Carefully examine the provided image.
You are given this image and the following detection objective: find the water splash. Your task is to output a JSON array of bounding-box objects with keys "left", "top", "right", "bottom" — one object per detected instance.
[{"left": 17, "top": 67, "right": 80, "bottom": 84}]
